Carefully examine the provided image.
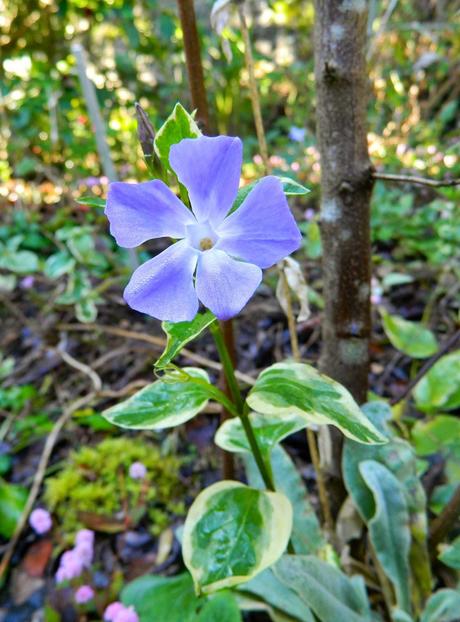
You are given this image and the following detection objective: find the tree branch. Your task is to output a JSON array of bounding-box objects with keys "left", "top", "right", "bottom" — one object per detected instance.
[{"left": 373, "top": 171, "right": 460, "bottom": 188}]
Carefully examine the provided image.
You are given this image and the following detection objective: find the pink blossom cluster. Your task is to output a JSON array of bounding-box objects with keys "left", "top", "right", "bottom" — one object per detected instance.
[
  {"left": 29, "top": 508, "right": 52, "bottom": 535},
  {"left": 55, "top": 529, "right": 95, "bottom": 583},
  {"left": 129, "top": 461, "right": 147, "bottom": 480},
  {"left": 75, "top": 584, "right": 95, "bottom": 604},
  {"left": 104, "top": 602, "right": 139, "bottom": 622}
]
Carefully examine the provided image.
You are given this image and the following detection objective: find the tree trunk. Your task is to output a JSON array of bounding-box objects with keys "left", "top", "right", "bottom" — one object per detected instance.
[
  {"left": 315, "top": 0, "right": 374, "bottom": 404},
  {"left": 314, "top": 1, "right": 374, "bottom": 507}
]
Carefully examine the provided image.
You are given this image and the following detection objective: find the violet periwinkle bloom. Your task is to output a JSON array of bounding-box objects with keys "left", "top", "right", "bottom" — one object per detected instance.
[
  {"left": 288, "top": 126, "right": 306, "bottom": 143},
  {"left": 129, "top": 461, "right": 147, "bottom": 480},
  {"left": 105, "top": 136, "right": 301, "bottom": 322},
  {"left": 75, "top": 585, "right": 95, "bottom": 604},
  {"left": 29, "top": 508, "right": 52, "bottom": 534}
]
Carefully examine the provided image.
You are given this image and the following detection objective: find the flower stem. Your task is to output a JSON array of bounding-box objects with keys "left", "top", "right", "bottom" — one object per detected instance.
[{"left": 210, "top": 323, "right": 276, "bottom": 492}]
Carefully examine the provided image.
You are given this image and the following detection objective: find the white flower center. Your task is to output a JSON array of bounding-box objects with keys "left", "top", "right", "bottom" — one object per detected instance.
[{"left": 186, "top": 222, "right": 218, "bottom": 252}]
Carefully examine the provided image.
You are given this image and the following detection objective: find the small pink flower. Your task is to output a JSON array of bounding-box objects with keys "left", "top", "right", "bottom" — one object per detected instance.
[
  {"left": 304, "top": 208, "right": 315, "bottom": 221},
  {"left": 55, "top": 550, "right": 84, "bottom": 583},
  {"left": 29, "top": 508, "right": 52, "bottom": 534},
  {"left": 75, "top": 585, "right": 95, "bottom": 604},
  {"left": 75, "top": 540, "right": 93, "bottom": 567},
  {"left": 75, "top": 529, "right": 95, "bottom": 547},
  {"left": 129, "top": 461, "right": 147, "bottom": 480},
  {"left": 113, "top": 606, "right": 139, "bottom": 622},
  {"left": 291, "top": 162, "right": 300, "bottom": 172},
  {"left": 104, "top": 602, "right": 126, "bottom": 621},
  {"left": 253, "top": 154, "right": 263, "bottom": 165},
  {"left": 20, "top": 276, "right": 35, "bottom": 290}
]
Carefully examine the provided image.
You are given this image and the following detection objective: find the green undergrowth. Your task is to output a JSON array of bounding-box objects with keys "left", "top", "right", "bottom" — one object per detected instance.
[{"left": 44, "top": 437, "right": 185, "bottom": 543}]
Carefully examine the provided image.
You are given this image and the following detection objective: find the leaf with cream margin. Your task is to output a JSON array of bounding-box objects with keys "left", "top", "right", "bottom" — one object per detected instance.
[
  {"left": 102, "top": 367, "right": 210, "bottom": 430},
  {"left": 183, "top": 481, "right": 292, "bottom": 594},
  {"left": 274, "top": 555, "right": 373, "bottom": 622},
  {"left": 380, "top": 309, "right": 438, "bottom": 359},
  {"left": 359, "top": 461, "right": 411, "bottom": 614},
  {"left": 247, "top": 362, "right": 386, "bottom": 445},
  {"left": 215, "top": 411, "right": 307, "bottom": 460}
]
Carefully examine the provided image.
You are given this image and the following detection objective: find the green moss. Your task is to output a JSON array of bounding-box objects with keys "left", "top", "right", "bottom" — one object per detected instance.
[{"left": 45, "top": 437, "right": 184, "bottom": 542}]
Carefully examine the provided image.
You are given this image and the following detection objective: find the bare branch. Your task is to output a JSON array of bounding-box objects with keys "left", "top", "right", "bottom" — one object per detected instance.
[{"left": 373, "top": 171, "right": 460, "bottom": 188}]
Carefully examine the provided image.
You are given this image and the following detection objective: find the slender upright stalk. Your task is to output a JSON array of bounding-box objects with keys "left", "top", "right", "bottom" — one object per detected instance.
[
  {"left": 210, "top": 324, "right": 276, "bottom": 492},
  {"left": 177, "top": 0, "right": 237, "bottom": 478},
  {"left": 280, "top": 268, "right": 335, "bottom": 541},
  {"left": 236, "top": 1, "right": 270, "bottom": 174}
]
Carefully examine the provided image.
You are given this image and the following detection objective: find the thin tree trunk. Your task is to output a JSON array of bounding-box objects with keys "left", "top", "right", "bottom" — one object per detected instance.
[
  {"left": 314, "top": 0, "right": 374, "bottom": 507},
  {"left": 315, "top": 0, "right": 374, "bottom": 403}
]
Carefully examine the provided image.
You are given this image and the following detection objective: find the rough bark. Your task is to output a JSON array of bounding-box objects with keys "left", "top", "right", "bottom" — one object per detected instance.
[{"left": 314, "top": 0, "right": 374, "bottom": 404}]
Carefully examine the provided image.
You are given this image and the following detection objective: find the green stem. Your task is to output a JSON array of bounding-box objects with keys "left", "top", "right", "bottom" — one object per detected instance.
[{"left": 210, "top": 324, "right": 276, "bottom": 492}]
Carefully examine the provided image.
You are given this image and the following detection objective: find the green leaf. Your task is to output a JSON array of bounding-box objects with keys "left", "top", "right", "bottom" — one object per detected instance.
[
  {"left": 102, "top": 368, "right": 210, "bottom": 430},
  {"left": 414, "top": 350, "right": 460, "bottom": 412},
  {"left": 197, "top": 592, "right": 242, "bottom": 622},
  {"left": 274, "top": 555, "right": 372, "bottom": 622},
  {"left": 411, "top": 415, "right": 460, "bottom": 480},
  {"left": 380, "top": 310, "right": 438, "bottom": 358},
  {"left": 231, "top": 177, "right": 310, "bottom": 213},
  {"left": 247, "top": 362, "right": 386, "bottom": 445},
  {"left": 0, "top": 249, "right": 38, "bottom": 274},
  {"left": 0, "top": 479, "right": 28, "bottom": 538},
  {"left": 156, "top": 312, "right": 216, "bottom": 369},
  {"left": 240, "top": 568, "right": 315, "bottom": 622},
  {"left": 154, "top": 103, "right": 201, "bottom": 170},
  {"left": 183, "top": 481, "right": 293, "bottom": 594},
  {"left": 359, "top": 461, "right": 411, "bottom": 613},
  {"left": 44, "top": 251, "right": 76, "bottom": 279},
  {"left": 77, "top": 196, "right": 106, "bottom": 209},
  {"left": 382, "top": 273, "right": 414, "bottom": 289},
  {"left": 420, "top": 589, "right": 460, "bottom": 622},
  {"left": 343, "top": 403, "right": 431, "bottom": 608},
  {"left": 75, "top": 298, "right": 98, "bottom": 323},
  {"left": 122, "top": 573, "right": 201, "bottom": 622},
  {"left": 215, "top": 411, "right": 307, "bottom": 459},
  {"left": 244, "top": 446, "right": 325, "bottom": 556},
  {"left": 438, "top": 535, "right": 460, "bottom": 570}
]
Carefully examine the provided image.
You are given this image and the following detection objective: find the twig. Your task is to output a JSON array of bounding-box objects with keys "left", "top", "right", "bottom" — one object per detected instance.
[
  {"left": 373, "top": 171, "right": 460, "bottom": 188},
  {"left": 56, "top": 322, "right": 256, "bottom": 386},
  {"left": 53, "top": 347, "right": 103, "bottom": 393},
  {"left": 390, "top": 329, "right": 460, "bottom": 405},
  {"left": 236, "top": 1, "right": 270, "bottom": 174},
  {"left": 0, "top": 393, "right": 96, "bottom": 580},
  {"left": 430, "top": 485, "right": 460, "bottom": 549},
  {"left": 279, "top": 267, "right": 335, "bottom": 543}
]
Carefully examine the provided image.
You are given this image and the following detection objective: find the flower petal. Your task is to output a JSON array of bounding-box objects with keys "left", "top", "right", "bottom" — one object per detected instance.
[
  {"left": 195, "top": 248, "right": 261, "bottom": 320},
  {"left": 106, "top": 180, "right": 195, "bottom": 248},
  {"left": 216, "top": 176, "right": 302, "bottom": 268},
  {"left": 124, "top": 240, "right": 199, "bottom": 322},
  {"left": 169, "top": 136, "right": 242, "bottom": 226}
]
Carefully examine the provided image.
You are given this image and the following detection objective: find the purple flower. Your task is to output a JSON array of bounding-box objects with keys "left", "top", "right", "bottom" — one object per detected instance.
[
  {"left": 104, "top": 603, "right": 139, "bottom": 622},
  {"left": 104, "top": 602, "right": 125, "bottom": 621},
  {"left": 75, "top": 529, "right": 95, "bottom": 547},
  {"left": 113, "top": 606, "right": 139, "bottom": 622},
  {"left": 74, "top": 540, "right": 93, "bottom": 567},
  {"left": 29, "top": 508, "right": 52, "bottom": 534},
  {"left": 105, "top": 136, "right": 301, "bottom": 322},
  {"left": 75, "top": 585, "right": 95, "bottom": 604},
  {"left": 288, "top": 126, "right": 306, "bottom": 143},
  {"left": 129, "top": 461, "right": 147, "bottom": 480},
  {"left": 55, "top": 550, "right": 84, "bottom": 583},
  {"left": 20, "top": 276, "right": 35, "bottom": 290}
]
